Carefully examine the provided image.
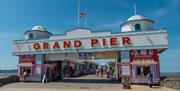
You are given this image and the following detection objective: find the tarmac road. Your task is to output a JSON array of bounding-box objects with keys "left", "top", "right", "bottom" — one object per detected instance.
[{"left": 0, "top": 74, "right": 179, "bottom": 91}]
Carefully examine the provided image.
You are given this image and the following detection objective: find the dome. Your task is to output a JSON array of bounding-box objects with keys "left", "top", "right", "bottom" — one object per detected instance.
[
  {"left": 32, "top": 25, "right": 46, "bottom": 31},
  {"left": 127, "top": 15, "right": 145, "bottom": 21}
]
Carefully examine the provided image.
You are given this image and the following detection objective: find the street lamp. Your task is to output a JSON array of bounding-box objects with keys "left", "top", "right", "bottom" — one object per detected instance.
[{"left": 76, "top": 49, "right": 79, "bottom": 61}]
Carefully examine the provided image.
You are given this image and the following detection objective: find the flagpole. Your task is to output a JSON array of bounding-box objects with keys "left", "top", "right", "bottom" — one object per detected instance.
[
  {"left": 134, "top": 4, "right": 137, "bottom": 15},
  {"left": 77, "top": 0, "right": 80, "bottom": 27},
  {"left": 84, "top": 10, "right": 87, "bottom": 28},
  {"left": 85, "top": 17, "right": 87, "bottom": 28}
]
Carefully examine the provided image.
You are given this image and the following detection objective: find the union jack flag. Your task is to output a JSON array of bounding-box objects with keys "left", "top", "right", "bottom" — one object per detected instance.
[{"left": 79, "top": 12, "right": 87, "bottom": 17}]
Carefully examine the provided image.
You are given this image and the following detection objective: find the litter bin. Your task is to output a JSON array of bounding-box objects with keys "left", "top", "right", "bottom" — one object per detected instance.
[{"left": 122, "top": 75, "right": 131, "bottom": 89}]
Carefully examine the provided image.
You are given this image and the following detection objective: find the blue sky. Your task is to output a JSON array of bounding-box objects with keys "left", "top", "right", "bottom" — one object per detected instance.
[{"left": 0, "top": 0, "right": 179, "bottom": 72}]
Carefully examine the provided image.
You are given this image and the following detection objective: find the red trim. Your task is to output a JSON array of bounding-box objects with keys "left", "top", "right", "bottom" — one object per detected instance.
[
  {"left": 120, "top": 64, "right": 122, "bottom": 77},
  {"left": 19, "top": 55, "right": 35, "bottom": 64},
  {"left": 130, "top": 64, "right": 133, "bottom": 78}
]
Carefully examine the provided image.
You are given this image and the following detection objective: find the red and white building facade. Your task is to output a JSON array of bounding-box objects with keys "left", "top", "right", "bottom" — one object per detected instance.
[{"left": 12, "top": 15, "right": 168, "bottom": 84}]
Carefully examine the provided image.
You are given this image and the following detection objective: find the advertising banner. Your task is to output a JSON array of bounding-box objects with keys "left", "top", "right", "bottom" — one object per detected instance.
[
  {"left": 121, "top": 62, "right": 130, "bottom": 76},
  {"left": 95, "top": 52, "right": 119, "bottom": 59},
  {"left": 130, "top": 49, "right": 158, "bottom": 62},
  {"left": 79, "top": 53, "right": 94, "bottom": 59},
  {"left": 19, "top": 55, "right": 35, "bottom": 62}
]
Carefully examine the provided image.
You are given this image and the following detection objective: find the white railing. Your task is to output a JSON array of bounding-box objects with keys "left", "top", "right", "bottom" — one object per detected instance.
[{"left": 131, "top": 77, "right": 160, "bottom": 84}]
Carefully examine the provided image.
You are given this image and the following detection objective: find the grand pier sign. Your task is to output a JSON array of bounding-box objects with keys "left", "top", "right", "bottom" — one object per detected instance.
[
  {"left": 33, "top": 37, "right": 131, "bottom": 50},
  {"left": 12, "top": 28, "right": 168, "bottom": 55}
]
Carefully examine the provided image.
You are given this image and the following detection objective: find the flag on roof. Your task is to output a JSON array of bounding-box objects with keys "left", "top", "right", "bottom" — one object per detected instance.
[{"left": 79, "top": 12, "right": 87, "bottom": 17}]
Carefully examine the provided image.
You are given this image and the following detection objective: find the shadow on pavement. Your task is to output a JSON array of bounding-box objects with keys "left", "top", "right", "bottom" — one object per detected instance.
[
  {"left": 151, "top": 86, "right": 162, "bottom": 89},
  {"left": 58, "top": 78, "right": 121, "bottom": 84},
  {"left": 0, "top": 76, "right": 19, "bottom": 87}
]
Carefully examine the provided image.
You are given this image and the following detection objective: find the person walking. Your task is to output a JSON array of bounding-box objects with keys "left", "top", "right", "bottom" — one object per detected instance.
[
  {"left": 42, "top": 68, "right": 50, "bottom": 83},
  {"left": 111, "top": 68, "right": 114, "bottom": 80},
  {"left": 109, "top": 67, "right": 113, "bottom": 81},
  {"left": 23, "top": 70, "right": 27, "bottom": 80},
  {"left": 100, "top": 68, "right": 104, "bottom": 78},
  {"left": 106, "top": 68, "right": 110, "bottom": 78},
  {"left": 96, "top": 68, "right": 99, "bottom": 76},
  {"left": 147, "top": 71, "right": 153, "bottom": 88}
]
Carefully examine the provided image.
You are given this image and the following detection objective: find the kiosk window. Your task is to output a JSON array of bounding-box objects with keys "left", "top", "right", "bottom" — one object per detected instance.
[
  {"left": 136, "top": 66, "right": 141, "bottom": 75},
  {"left": 29, "top": 33, "right": 34, "bottom": 39},
  {"left": 20, "top": 67, "right": 31, "bottom": 76},
  {"left": 136, "top": 66, "right": 150, "bottom": 76},
  {"left": 135, "top": 24, "right": 141, "bottom": 31}
]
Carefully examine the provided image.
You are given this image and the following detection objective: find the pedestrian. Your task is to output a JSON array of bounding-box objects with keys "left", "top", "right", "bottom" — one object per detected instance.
[
  {"left": 109, "top": 67, "right": 114, "bottom": 81},
  {"left": 100, "top": 68, "right": 103, "bottom": 78},
  {"left": 106, "top": 68, "right": 110, "bottom": 78},
  {"left": 42, "top": 68, "right": 50, "bottom": 83},
  {"left": 63, "top": 66, "right": 67, "bottom": 77},
  {"left": 147, "top": 70, "right": 153, "bottom": 88},
  {"left": 23, "top": 70, "right": 27, "bottom": 80},
  {"left": 96, "top": 68, "right": 99, "bottom": 76}
]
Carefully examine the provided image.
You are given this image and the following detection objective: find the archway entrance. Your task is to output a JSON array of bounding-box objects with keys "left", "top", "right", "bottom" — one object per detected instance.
[{"left": 44, "top": 51, "right": 121, "bottom": 84}]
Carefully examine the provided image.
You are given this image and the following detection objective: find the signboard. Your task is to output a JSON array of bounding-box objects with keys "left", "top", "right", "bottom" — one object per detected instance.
[
  {"left": 121, "top": 51, "right": 129, "bottom": 62},
  {"left": 35, "top": 65, "right": 42, "bottom": 75},
  {"left": 95, "top": 52, "right": 119, "bottom": 59},
  {"left": 79, "top": 53, "right": 94, "bottom": 59},
  {"left": 32, "top": 37, "right": 131, "bottom": 50},
  {"left": 130, "top": 50, "right": 157, "bottom": 59},
  {"left": 121, "top": 62, "right": 130, "bottom": 76},
  {"left": 35, "top": 55, "right": 43, "bottom": 64},
  {"left": 122, "top": 66, "right": 130, "bottom": 75},
  {"left": 130, "top": 49, "right": 158, "bottom": 62},
  {"left": 19, "top": 55, "right": 35, "bottom": 62}
]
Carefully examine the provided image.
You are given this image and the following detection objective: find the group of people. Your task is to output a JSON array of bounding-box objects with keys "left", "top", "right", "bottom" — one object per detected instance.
[
  {"left": 96, "top": 67, "right": 115, "bottom": 80},
  {"left": 42, "top": 67, "right": 60, "bottom": 83},
  {"left": 95, "top": 67, "right": 154, "bottom": 88},
  {"left": 63, "top": 66, "right": 76, "bottom": 77},
  {"left": 96, "top": 67, "right": 104, "bottom": 77}
]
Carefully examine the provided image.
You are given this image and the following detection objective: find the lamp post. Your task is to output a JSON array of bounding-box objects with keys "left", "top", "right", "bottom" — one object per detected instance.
[{"left": 76, "top": 49, "right": 79, "bottom": 61}]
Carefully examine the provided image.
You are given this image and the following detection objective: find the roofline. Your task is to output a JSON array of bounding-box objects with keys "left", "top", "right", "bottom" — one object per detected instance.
[
  {"left": 25, "top": 30, "right": 53, "bottom": 35},
  {"left": 120, "top": 19, "right": 155, "bottom": 27},
  {"left": 13, "top": 29, "right": 167, "bottom": 43},
  {"left": 51, "top": 27, "right": 112, "bottom": 37},
  {"left": 66, "top": 27, "right": 92, "bottom": 32}
]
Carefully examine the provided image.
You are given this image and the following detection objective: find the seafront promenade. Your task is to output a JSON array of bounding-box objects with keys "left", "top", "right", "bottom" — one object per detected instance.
[{"left": 0, "top": 74, "right": 179, "bottom": 91}]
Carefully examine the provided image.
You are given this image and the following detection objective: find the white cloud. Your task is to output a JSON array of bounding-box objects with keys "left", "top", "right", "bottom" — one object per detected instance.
[{"left": 112, "top": 0, "right": 130, "bottom": 9}]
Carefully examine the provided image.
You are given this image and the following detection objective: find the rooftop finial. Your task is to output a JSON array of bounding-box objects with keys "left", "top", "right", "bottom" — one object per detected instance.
[{"left": 134, "top": 4, "right": 137, "bottom": 15}]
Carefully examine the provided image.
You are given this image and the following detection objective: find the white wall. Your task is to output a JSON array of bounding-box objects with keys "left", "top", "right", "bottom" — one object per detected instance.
[
  {"left": 25, "top": 31, "right": 50, "bottom": 40},
  {"left": 13, "top": 29, "right": 168, "bottom": 55},
  {"left": 121, "top": 20, "right": 154, "bottom": 32},
  {"left": 50, "top": 28, "right": 111, "bottom": 40},
  {"left": 45, "top": 54, "right": 65, "bottom": 61}
]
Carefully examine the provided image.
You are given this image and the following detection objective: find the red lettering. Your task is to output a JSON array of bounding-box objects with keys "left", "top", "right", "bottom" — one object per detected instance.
[
  {"left": 102, "top": 38, "right": 106, "bottom": 46},
  {"left": 63, "top": 41, "right": 71, "bottom": 48},
  {"left": 91, "top": 39, "right": 98, "bottom": 47},
  {"left": 110, "top": 37, "right": 117, "bottom": 46},
  {"left": 43, "top": 42, "right": 49, "bottom": 49},
  {"left": 122, "top": 37, "right": 130, "bottom": 45},
  {"left": 74, "top": 40, "right": 82, "bottom": 48},
  {"left": 33, "top": 43, "right": 41, "bottom": 50},
  {"left": 53, "top": 41, "right": 60, "bottom": 49}
]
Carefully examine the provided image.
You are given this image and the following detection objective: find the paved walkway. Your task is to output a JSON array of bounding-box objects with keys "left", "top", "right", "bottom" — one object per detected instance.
[{"left": 0, "top": 74, "right": 179, "bottom": 91}]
